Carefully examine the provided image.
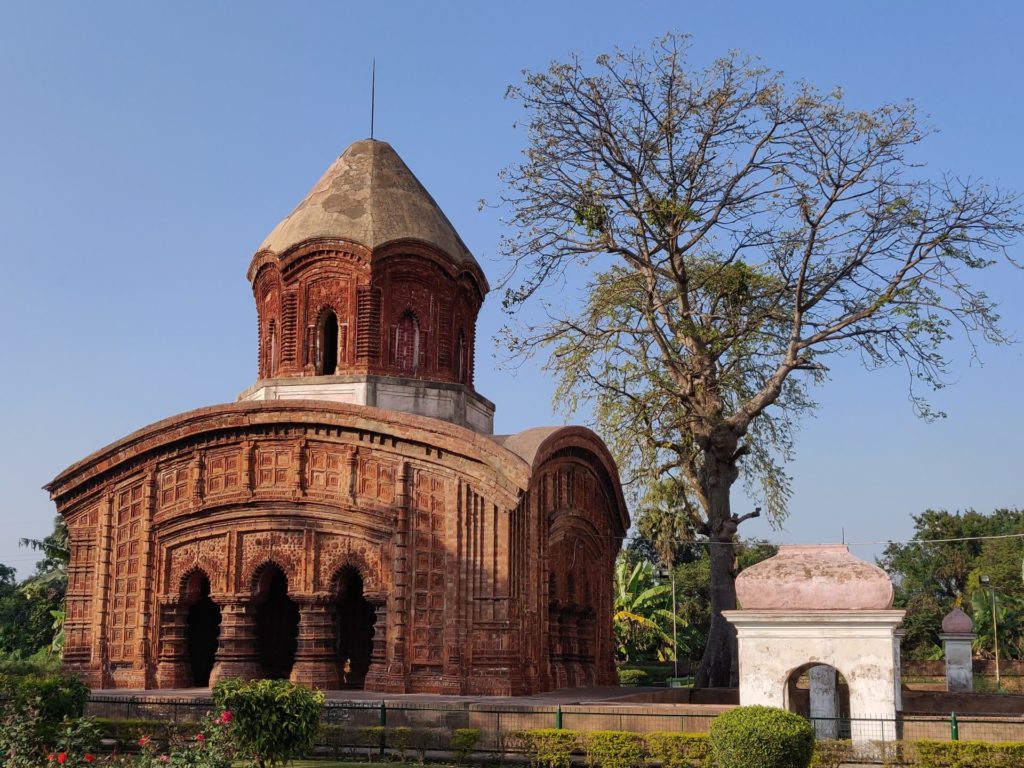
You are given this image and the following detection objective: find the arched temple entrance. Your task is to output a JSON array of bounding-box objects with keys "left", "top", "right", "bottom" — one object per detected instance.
[
  {"left": 333, "top": 566, "right": 377, "bottom": 688},
  {"left": 183, "top": 571, "right": 221, "bottom": 687},
  {"left": 253, "top": 564, "right": 299, "bottom": 679}
]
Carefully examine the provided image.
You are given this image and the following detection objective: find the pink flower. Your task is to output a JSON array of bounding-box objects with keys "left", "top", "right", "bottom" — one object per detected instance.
[
  {"left": 159, "top": 756, "right": 169, "bottom": 764},
  {"left": 218, "top": 710, "right": 233, "bottom": 724},
  {"left": 196, "top": 733, "right": 205, "bottom": 742},
  {"left": 58, "top": 754, "right": 67, "bottom": 765},
  {"left": 139, "top": 737, "right": 149, "bottom": 747},
  {"left": 48, "top": 755, "right": 55, "bottom": 762},
  {"left": 85, "top": 756, "right": 95, "bottom": 764}
]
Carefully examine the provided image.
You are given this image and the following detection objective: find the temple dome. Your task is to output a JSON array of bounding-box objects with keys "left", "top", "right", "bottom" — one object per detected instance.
[
  {"left": 257, "top": 139, "right": 485, "bottom": 287},
  {"left": 735, "top": 544, "right": 894, "bottom": 610}
]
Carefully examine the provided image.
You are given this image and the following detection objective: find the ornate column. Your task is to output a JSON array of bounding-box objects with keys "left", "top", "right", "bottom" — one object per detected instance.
[
  {"left": 362, "top": 597, "right": 389, "bottom": 689},
  {"left": 290, "top": 594, "right": 340, "bottom": 689},
  {"left": 210, "top": 599, "right": 260, "bottom": 684},
  {"left": 155, "top": 600, "right": 191, "bottom": 688}
]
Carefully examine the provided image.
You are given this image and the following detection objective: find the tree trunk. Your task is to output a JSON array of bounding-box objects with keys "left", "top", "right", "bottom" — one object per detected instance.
[{"left": 694, "top": 445, "right": 740, "bottom": 689}]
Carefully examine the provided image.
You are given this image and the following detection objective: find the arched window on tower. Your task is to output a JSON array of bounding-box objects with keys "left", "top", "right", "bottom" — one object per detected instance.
[
  {"left": 393, "top": 311, "right": 420, "bottom": 374},
  {"left": 455, "top": 329, "right": 467, "bottom": 384},
  {"left": 317, "top": 309, "right": 339, "bottom": 375}
]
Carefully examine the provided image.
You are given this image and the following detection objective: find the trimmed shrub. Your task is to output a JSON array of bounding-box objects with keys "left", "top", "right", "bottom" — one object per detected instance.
[
  {"left": 515, "top": 728, "right": 580, "bottom": 768},
  {"left": 644, "top": 732, "right": 712, "bottom": 768},
  {"left": 915, "top": 738, "right": 1024, "bottom": 767},
  {"left": 811, "top": 739, "right": 853, "bottom": 768},
  {"left": 583, "top": 730, "right": 644, "bottom": 768},
  {"left": 709, "top": 706, "right": 815, "bottom": 768},
  {"left": 387, "top": 725, "right": 412, "bottom": 761},
  {"left": 617, "top": 668, "right": 649, "bottom": 686},
  {"left": 212, "top": 677, "right": 324, "bottom": 768},
  {"left": 450, "top": 727, "right": 481, "bottom": 766},
  {"left": 358, "top": 725, "right": 385, "bottom": 761},
  {"left": 407, "top": 727, "right": 446, "bottom": 765}
]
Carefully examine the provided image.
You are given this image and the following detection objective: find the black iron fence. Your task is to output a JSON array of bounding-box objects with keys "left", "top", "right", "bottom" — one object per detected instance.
[{"left": 86, "top": 695, "right": 1024, "bottom": 764}]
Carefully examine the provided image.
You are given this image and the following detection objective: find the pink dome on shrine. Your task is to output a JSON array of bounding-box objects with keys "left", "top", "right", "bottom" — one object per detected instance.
[
  {"left": 941, "top": 606, "right": 974, "bottom": 634},
  {"left": 735, "top": 544, "right": 894, "bottom": 610}
]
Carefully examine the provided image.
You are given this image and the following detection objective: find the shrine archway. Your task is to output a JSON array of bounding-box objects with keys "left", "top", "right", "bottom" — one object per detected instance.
[
  {"left": 253, "top": 563, "right": 299, "bottom": 679},
  {"left": 333, "top": 565, "right": 377, "bottom": 688}
]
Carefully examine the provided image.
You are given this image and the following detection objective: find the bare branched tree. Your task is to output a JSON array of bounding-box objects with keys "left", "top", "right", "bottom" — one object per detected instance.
[{"left": 497, "top": 33, "right": 1023, "bottom": 687}]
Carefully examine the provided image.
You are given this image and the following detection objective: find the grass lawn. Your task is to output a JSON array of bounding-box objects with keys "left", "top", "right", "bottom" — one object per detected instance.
[{"left": 275, "top": 763, "right": 455, "bottom": 768}]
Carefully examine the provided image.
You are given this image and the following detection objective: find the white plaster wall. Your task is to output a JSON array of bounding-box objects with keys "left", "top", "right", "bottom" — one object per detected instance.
[
  {"left": 723, "top": 610, "right": 905, "bottom": 743},
  {"left": 238, "top": 376, "right": 495, "bottom": 433}
]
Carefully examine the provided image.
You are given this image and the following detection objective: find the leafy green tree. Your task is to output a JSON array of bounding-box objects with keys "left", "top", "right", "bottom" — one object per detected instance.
[
  {"left": 613, "top": 558, "right": 681, "bottom": 661},
  {"left": 498, "top": 33, "right": 1024, "bottom": 686},
  {"left": 879, "top": 508, "right": 1024, "bottom": 659}
]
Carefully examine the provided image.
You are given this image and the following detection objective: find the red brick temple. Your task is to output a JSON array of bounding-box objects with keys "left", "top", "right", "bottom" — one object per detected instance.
[{"left": 46, "top": 139, "right": 629, "bottom": 694}]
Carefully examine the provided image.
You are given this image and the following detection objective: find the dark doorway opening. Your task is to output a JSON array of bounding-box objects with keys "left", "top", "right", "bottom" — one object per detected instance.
[
  {"left": 254, "top": 565, "right": 299, "bottom": 679},
  {"left": 334, "top": 567, "right": 377, "bottom": 689},
  {"left": 184, "top": 572, "right": 221, "bottom": 687},
  {"left": 319, "top": 310, "right": 339, "bottom": 375}
]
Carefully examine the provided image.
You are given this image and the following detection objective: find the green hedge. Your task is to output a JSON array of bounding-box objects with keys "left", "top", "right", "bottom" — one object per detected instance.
[
  {"left": 617, "top": 668, "right": 649, "bottom": 686},
  {"left": 514, "top": 728, "right": 580, "bottom": 768},
  {"left": 583, "top": 731, "right": 644, "bottom": 768},
  {"left": 914, "top": 738, "right": 1024, "bottom": 767},
  {"left": 644, "top": 732, "right": 713, "bottom": 768},
  {"left": 710, "top": 706, "right": 815, "bottom": 768}
]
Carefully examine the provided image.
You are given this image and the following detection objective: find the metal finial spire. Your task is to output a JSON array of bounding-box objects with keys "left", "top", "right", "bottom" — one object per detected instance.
[{"left": 370, "top": 59, "right": 376, "bottom": 139}]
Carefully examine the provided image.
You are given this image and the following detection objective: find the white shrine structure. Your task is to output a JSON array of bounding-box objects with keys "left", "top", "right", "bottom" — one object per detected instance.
[{"left": 723, "top": 544, "right": 905, "bottom": 744}]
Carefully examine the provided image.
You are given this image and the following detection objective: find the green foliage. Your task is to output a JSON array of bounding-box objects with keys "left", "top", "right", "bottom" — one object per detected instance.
[
  {"left": 449, "top": 728, "right": 480, "bottom": 766},
  {"left": 514, "top": 729, "right": 580, "bottom": 768},
  {"left": 616, "top": 668, "right": 648, "bottom": 686},
  {"left": 810, "top": 739, "right": 853, "bottom": 768},
  {"left": 405, "top": 728, "right": 446, "bottom": 765},
  {"left": 0, "top": 670, "right": 89, "bottom": 747},
  {"left": 386, "top": 726, "right": 411, "bottom": 761},
  {"left": 643, "top": 732, "right": 712, "bottom": 768},
  {"left": 357, "top": 726, "right": 385, "bottom": 761},
  {"left": 583, "top": 731, "right": 644, "bottom": 768},
  {"left": 132, "top": 711, "right": 235, "bottom": 768},
  {"left": 612, "top": 557, "right": 683, "bottom": 661},
  {"left": 212, "top": 678, "right": 324, "bottom": 768},
  {"left": 914, "top": 738, "right": 1024, "bottom": 767},
  {"left": 93, "top": 717, "right": 200, "bottom": 750},
  {"left": 879, "top": 508, "right": 1024, "bottom": 660},
  {"left": 709, "top": 706, "right": 815, "bottom": 768}
]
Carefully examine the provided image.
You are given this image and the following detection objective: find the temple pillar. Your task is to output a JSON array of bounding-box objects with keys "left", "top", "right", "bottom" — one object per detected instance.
[
  {"left": 362, "top": 598, "right": 389, "bottom": 690},
  {"left": 210, "top": 599, "right": 260, "bottom": 684},
  {"left": 290, "top": 595, "right": 340, "bottom": 688},
  {"left": 155, "top": 602, "right": 192, "bottom": 688}
]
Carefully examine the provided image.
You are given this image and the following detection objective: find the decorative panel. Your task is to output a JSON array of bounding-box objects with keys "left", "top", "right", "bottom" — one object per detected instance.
[
  {"left": 358, "top": 456, "right": 395, "bottom": 504},
  {"left": 108, "top": 479, "right": 144, "bottom": 663},
  {"left": 205, "top": 450, "right": 242, "bottom": 495},
  {"left": 157, "top": 462, "right": 190, "bottom": 509},
  {"left": 306, "top": 446, "right": 348, "bottom": 494},
  {"left": 411, "top": 471, "right": 446, "bottom": 667},
  {"left": 255, "top": 445, "right": 291, "bottom": 488}
]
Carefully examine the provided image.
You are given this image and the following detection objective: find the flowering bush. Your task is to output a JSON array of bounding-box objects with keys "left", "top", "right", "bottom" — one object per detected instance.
[{"left": 132, "top": 712, "right": 234, "bottom": 768}]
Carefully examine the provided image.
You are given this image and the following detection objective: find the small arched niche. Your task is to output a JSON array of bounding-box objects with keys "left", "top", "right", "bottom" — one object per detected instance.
[
  {"left": 252, "top": 563, "right": 299, "bottom": 679},
  {"left": 332, "top": 565, "right": 377, "bottom": 689},
  {"left": 181, "top": 570, "right": 221, "bottom": 688},
  {"left": 317, "top": 309, "right": 340, "bottom": 375}
]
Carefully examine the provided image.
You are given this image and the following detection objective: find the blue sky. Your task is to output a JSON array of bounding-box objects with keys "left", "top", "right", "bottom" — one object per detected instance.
[{"left": 1, "top": 1, "right": 1022, "bottom": 576}]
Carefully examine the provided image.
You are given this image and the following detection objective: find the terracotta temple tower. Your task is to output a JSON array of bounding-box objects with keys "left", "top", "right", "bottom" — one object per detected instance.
[{"left": 46, "top": 139, "right": 629, "bottom": 694}]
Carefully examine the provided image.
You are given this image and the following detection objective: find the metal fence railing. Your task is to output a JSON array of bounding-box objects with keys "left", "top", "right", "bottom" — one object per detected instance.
[{"left": 86, "top": 695, "right": 1024, "bottom": 764}]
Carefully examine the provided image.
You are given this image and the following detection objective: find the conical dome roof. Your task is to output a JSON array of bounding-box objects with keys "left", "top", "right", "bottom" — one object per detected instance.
[{"left": 258, "top": 139, "right": 484, "bottom": 285}]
